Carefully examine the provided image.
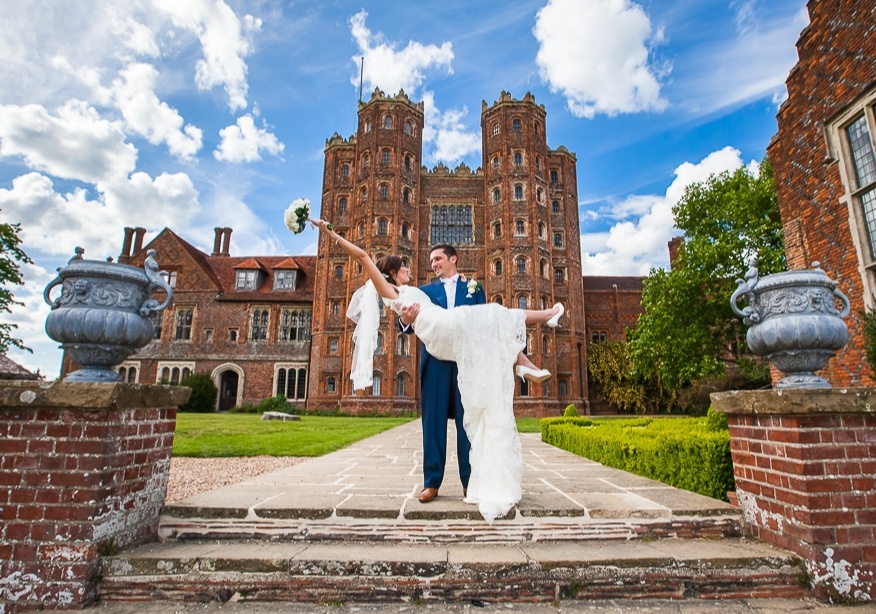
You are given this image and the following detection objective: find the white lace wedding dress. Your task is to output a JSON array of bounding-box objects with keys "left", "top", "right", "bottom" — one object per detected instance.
[{"left": 385, "top": 284, "right": 528, "bottom": 523}]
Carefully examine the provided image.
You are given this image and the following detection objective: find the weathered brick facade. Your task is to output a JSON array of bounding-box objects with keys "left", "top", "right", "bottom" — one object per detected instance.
[
  {"left": 767, "top": 0, "right": 876, "bottom": 386},
  {"left": 0, "top": 382, "right": 187, "bottom": 612}
]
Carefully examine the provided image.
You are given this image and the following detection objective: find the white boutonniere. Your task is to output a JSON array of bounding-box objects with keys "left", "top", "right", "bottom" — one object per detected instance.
[
  {"left": 284, "top": 198, "right": 313, "bottom": 234},
  {"left": 466, "top": 278, "right": 480, "bottom": 298}
]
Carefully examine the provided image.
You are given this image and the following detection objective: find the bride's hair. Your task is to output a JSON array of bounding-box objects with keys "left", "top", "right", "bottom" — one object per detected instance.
[{"left": 376, "top": 254, "right": 404, "bottom": 285}]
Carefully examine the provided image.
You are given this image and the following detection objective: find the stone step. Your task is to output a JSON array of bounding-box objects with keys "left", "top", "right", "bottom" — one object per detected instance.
[{"left": 98, "top": 538, "right": 807, "bottom": 604}]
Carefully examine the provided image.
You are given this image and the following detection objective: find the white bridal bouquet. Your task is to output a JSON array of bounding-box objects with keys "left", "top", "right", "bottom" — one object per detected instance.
[{"left": 284, "top": 198, "right": 311, "bottom": 234}]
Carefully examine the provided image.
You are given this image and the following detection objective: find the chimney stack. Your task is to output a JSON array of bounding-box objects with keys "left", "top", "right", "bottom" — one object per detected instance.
[
  {"left": 119, "top": 227, "right": 135, "bottom": 263},
  {"left": 132, "top": 227, "right": 146, "bottom": 254},
  {"left": 212, "top": 227, "right": 223, "bottom": 256},
  {"left": 222, "top": 228, "right": 233, "bottom": 256},
  {"left": 668, "top": 236, "right": 683, "bottom": 269}
]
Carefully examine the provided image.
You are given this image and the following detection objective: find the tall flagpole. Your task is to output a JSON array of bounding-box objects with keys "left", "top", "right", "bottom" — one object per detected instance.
[{"left": 358, "top": 56, "right": 364, "bottom": 103}]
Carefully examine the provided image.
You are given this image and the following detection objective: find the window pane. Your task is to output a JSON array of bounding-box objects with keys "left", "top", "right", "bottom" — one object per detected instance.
[
  {"left": 861, "top": 188, "right": 876, "bottom": 258},
  {"left": 847, "top": 116, "right": 876, "bottom": 188}
]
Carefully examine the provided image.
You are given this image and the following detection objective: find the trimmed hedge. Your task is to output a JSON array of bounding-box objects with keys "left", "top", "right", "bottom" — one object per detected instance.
[{"left": 540, "top": 415, "right": 733, "bottom": 501}]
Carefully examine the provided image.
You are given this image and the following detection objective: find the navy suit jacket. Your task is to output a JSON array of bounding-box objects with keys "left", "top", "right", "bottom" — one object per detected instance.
[{"left": 415, "top": 278, "right": 486, "bottom": 380}]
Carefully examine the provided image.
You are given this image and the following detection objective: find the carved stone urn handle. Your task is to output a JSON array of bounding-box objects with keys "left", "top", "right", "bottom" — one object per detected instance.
[
  {"left": 833, "top": 286, "right": 851, "bottom": 318},
  {"left": 43, "top": 247, "right": 86, "bottom": 308},
  {"left": 140, "top": 249, "right": 174, "bottom": 317},
  {"left": 730, "top": 260, "right": 761, "bottom": 325}
]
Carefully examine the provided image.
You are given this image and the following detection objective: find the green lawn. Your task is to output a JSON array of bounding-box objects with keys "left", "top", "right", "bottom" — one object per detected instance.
[{"left": 172, "top": 413, "right": 543, "bottom": 457}]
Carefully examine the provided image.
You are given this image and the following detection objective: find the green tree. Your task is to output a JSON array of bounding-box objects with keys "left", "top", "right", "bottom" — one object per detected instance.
[
  {"left": 587, "top": 340, "right": 670, "bottom": 414},
  {"left": 0, "top": 217, "right": 34, "bottom": 353},
  {"left": 629, "top": 158, "right": 785, "bottom": 401},
  {"left": 179, "top": 373, "right": 219, "bottom": 413}
]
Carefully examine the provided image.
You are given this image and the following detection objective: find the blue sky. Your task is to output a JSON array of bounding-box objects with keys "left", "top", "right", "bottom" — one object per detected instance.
[{"left": 0, "top": 0, "right": 808, "bottom": 377}]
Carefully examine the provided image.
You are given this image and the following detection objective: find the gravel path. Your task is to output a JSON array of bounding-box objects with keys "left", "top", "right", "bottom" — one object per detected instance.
[{"left": 165, "top": 456, "right": 306, "bottom": 502}]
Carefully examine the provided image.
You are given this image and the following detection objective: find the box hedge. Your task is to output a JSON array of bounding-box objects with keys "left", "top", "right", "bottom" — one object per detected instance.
[{"left": 540, "top": 414, "right": 733, "bottom": 501}]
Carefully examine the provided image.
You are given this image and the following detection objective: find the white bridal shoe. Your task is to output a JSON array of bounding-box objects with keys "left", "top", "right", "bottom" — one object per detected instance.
[
  {"left": 546, "top": 302, "right": 564, "bottom": 328},
  {"left": 516, "top": 365, "right": 552, "bottom": 383}
]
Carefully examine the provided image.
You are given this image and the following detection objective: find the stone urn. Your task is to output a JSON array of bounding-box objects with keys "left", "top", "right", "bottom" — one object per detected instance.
[
  {"left": 730, "top": 261, "right": 850, "bottom": 389},
  {"left": 43, "top": 247, "right": 174, "bottom": 382}
]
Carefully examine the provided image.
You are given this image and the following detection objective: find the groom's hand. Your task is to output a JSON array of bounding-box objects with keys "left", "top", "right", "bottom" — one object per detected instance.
[{"left": 399, "top": 303, "right": 420, "bottom": 327}]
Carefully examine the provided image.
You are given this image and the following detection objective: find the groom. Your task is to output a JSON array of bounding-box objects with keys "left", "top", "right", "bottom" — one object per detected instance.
[{"left": 399, "top": 244, "right": 485, "bottom": 503}]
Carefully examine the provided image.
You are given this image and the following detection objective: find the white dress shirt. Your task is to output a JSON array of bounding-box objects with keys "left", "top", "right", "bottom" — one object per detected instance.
[{"left": 442, "top": 274, "right": 459, "bottom": 308}]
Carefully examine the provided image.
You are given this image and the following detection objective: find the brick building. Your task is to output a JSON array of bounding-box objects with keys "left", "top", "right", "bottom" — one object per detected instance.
[
  {"left": 767, "top": 0, "right": 876, "bottom": 386},
  {"left": 63, "top": 90, "right": 648, "bottom": 416},
  {"left": 308, "top": 90, "right": 587, "bottom": 416}
]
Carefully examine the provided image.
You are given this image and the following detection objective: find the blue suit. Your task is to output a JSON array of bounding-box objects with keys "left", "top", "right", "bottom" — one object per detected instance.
[{"left": 411, "top": 278, "right": 485, "bottom": 491}]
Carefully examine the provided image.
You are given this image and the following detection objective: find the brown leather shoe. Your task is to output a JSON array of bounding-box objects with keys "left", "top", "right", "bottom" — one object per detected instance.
[
  {"left": 417, "top": 487, "right": 438, "bottom": 503},
  {"left": 463, "top": 488, "right": 467, "bottom": 498}
]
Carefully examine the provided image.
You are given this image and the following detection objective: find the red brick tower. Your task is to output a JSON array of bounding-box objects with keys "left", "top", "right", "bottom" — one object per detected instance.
[
  {"left": 309, "top": 89, "right": 424, "bottom": 414},
  {"left": 481, "top": 91, "right": 588, "bottom": 412}
]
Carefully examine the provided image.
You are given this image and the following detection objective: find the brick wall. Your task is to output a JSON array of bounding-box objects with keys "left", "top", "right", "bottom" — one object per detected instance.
[
  {"left": 712, "top": 389, "right": 876, "bottom": 603},
  {"left": 767, "top": 0, "right": 876, "bottom": 387},
  {"left": 0, "top": 382, "right": 188, "bottom": 612}
]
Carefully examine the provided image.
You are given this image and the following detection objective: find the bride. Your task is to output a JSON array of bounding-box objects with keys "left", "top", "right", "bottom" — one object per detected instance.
[{"left": 310, "top": 218, "right": 563, "bottom": 523}]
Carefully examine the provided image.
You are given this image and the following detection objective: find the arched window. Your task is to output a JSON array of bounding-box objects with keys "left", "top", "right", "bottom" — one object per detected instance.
[
  {"left": 512, "top": 118, "right": 522, "bottom": 132},
  {"left": 558, "top": 380, "right": 568, "bottom": 396},
  {"left": 329, "top": 338, "right": 338, "bottom": 353},
  {"left": 538, "top": 222, "right": 546, "bottom": 239},
  {"left": 553, "top": 232, "right": 563, "bottom": 248},
  {"left": 376, "top": 333, "right": 384, "bottom": 354},
  {"left": 537, "top": 187, "right": 544, "bottom": 203},
  {"left": 515, "top": 219, "right": 525, "bottom": 235},
  {"left": 492, "top": 188, "right": 500, "bottom": 203},
  {"left": 514, "top": 152, "right": 523, "bottom": 167},
  {"left": 379, "top": 183, "right": 388, "bottom": 200},
  {"left": 552, "top": 200, "right": 560, "bottom": 213},
  {"left": 542, "top": 335, "right": 549, "bottom": 355},
  {"left": 332, "top": 303, "right": 339, "bottom": 316},
  {"left": 341, "top": 164, "right": 349, "bottom": 178},
  {"left": 492, "top": 123, "right": 499, "bottom": 136},
  {"left": 327, "top": 376, "right": 336, "bottom": 393},
  {"left": 372, "top": 374, "right": 382, "bottom": 395},
  {"left": 381, "top": 149, "right": 390, "bottom": 165},
  {"left": 492, "top": 156, "right": 499, "bottom": 170},
  {"left": 403, "top": 188, "right": 411, "bottom": 205},
  {"left": 514, "top": 184, "right": 523, "bottom": 200},
  {"left": 554, "top": 268, "right": 564, "bottom": 283},
  {"left": 517, "top": 295, "right": 527, "bottom": 309},
  {"left": 334, "top": 265, "right": 343, "bottom": 280},
  {"left": 493, "top": 295, "right": 503, "bottom": 305},
  {"left": 360, "top": 187, "right": 367, "bottom": 202},
  {"left": 516, "top": 257, "right": 526, "bottom": 274},
  {"left": 536, "top": 156, "right": 541, "bottom": 171},
  {"left": 396, "top": 375, "right": 406, "bottom": 396},
  {"left": 405, "top": 154, "right": 413, "bottom": 171},
  {"left": 540, "top": 260, "right": 547, "bottom": 277},
  {"left": 401, "top": 224, "right": 409, "bottom": 239},
  {"left": 338, "top": 197, "right": 347, "bottom": 213},
  {"left": 383, "top": 115, "right": 393, "bottom": 129},
  {"left": 404, "top": 120, "right": 413, "bottom": 135},
  {"left": 494, "top": 260, "right": 503, "bottom": 276},
  {"left": 397, "top": 335, "right": 407, "bottom": 355},
  {"left": 358, "top": 222, "right": 365, "bottom": 238},
  {"left": 493, "top": 222, "right": 501, "bottom": 238},
  {"left": 378, "top": 219, "right": 388, "bottom": 235},
  {"left": 363, "top": 153, "right": 370, "bottom": 169}
]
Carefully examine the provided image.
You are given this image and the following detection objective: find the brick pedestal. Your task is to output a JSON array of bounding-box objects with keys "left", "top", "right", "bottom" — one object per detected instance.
[
  {"left": 0, "top": 381, "right": 189, "bottom": 613},
  {"left": 712, "top": 389, "right": 876, "bottom": 603}
]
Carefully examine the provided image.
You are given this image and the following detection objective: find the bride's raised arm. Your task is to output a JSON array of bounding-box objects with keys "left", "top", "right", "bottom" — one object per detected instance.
[{"left": 310, "top": 218, "right": 400, "bottom": 301}]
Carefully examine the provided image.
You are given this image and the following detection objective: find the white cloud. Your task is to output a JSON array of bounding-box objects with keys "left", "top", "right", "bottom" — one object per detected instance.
[
  {"left": 214, "top": 114, "right": 284, "bottom": 163},
  {"left": 108, "top": 63, "right": 203, "bottom": 160},
  {"left": 533, "top": 0, "right": 668, "bottom": 118},
  {"left": 0, "top": 100, "right": 137, "bottom": 183},
  {"left": 581, "top": 146, "right": 748, "bottom": 275},
  {"left": 675, "top": 3, "right": 807, "bottom": 114},
  {"left": 0, "top": 171, "right": 200, "bottom": 258},
  {"left": 349, "top": 10, "right": 454, "bottom": 96},
  {"left": 421, "top": 92, "right": 481, "bottom": 165},
  {"left": 154, "top": 0, "right": 262, "bottom": 111}
]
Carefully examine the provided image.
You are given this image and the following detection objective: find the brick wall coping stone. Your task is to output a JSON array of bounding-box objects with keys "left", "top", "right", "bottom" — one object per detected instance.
[
  {"left": 711, "top": 388, "right": 876, "bottom": 415},
  {"left": 0, "top": 380, "right": 190, "bottom": 410}
]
